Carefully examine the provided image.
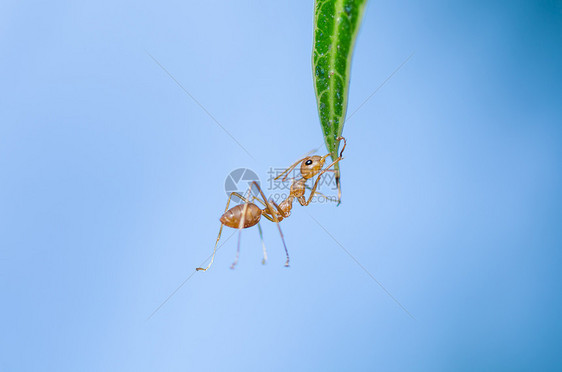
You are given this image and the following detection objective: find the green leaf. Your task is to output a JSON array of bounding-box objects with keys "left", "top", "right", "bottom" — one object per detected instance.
[{"left": 312, "top": 0, "right": 367, "bottom": 201}]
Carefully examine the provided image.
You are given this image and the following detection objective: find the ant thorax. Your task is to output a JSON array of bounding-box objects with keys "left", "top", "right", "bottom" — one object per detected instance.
[{"left": 290, "top": 178, "right": 306, "bottom": 198}]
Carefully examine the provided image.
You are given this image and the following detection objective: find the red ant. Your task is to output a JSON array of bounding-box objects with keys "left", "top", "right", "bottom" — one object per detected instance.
[{"left": 196, "top": 137, "right": 346, "bottom": 271}]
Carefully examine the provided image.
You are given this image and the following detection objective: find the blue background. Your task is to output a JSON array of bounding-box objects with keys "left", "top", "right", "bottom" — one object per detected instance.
[{"left": 1, "top": 1, "right": 561, "bottom": 371}]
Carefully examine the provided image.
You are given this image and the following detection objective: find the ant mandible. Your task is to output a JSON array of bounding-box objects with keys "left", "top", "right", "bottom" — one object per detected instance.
[{"left": 196, "top": 137, "right": 347, "bottom": 271}]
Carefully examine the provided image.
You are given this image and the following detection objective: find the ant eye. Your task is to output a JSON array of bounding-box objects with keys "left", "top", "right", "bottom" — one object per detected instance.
[{"left": 305, "top": 159, "right": 313, "bottom": 166}]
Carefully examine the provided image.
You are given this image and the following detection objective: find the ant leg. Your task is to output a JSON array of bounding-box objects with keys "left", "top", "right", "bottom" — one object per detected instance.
[
  {"left": 195, "top": 224, "right": 224, "bottom": 272},
  {"left": 250, "top": 181, "right": 290, "bottom": 267},
  {"left": 251, "top": 195, "right": 287, "bottom": 216},
  {"left": 230, "top": 227, "right": 242, "bottom": 269},
  {"left": 246, "top": 196, "right": 275, "bottom": 264},
  {"left": 244, "top": 195, "right": 269, "bottom": 264},
  {"left": 337, "top": 136, "right": 347, "bottom": 157},
  {"left": 335, "top": 137, "right": 346, "bottom": 205},
  {"left": 261, "top": 214, "right": 276, "bottom": 223},
  {"left": 230, "top": 187, "right": 252, "bottom": 269},
  {"left": 257, "top": 222, "right": 267, "bottom": 264},
  {"left": 196, "top": 191, "right": 245, "bottom": 271},
  {"left": 249, "top": 195, "right": 267, "bottom": 208},
  {"left": 229, "top": 192, "right": 250, "bottom": 204},
  {"left": 269, "top": 199, "right": 290, "bottom": 267}
]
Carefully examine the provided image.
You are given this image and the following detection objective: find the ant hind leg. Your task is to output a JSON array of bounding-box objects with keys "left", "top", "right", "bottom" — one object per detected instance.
[
  {"left": 257, "top": 222, "right": 267, "bottom": 265},
  {"left": 196, "top": 191, "right": 249, "bottom": 272},
  {"left": 230, "top": 187, "right": 252, "bottom": 270}
]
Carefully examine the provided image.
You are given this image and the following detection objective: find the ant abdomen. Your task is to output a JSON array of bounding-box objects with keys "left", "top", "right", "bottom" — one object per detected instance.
[{"left": 220, "top": 203, "right": 262, "bottom": 229}]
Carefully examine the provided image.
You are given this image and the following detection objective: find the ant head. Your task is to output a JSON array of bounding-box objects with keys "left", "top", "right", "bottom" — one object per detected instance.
[{"left": 300, "top": 155, "right": 328, "bottom": 179}]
